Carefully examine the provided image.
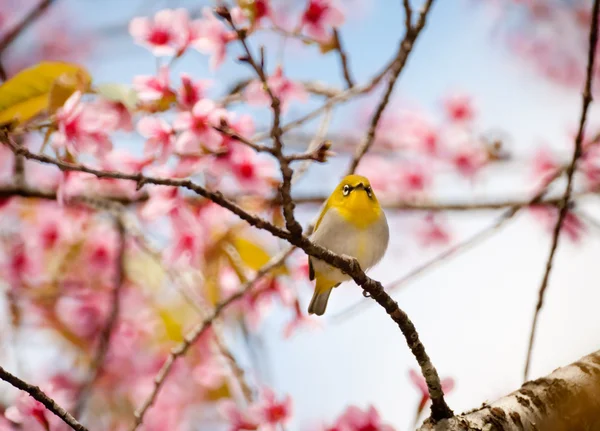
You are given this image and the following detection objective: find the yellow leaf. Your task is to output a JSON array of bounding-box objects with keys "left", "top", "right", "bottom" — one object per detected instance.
[
  {"left": 124, "top": 253, "right": 166, "bottom": 293},
  {"left": 157, "top": 308, "right": 184, "bottom": 342},
  {"left": 205, "top": 382, "right": 231, "bottom": 401},
  {"left": 231, "top": 237, "right": 288, "bottom": 276},
  {"left": 0, "top": 61, "right": 91, "bottom": 125}
]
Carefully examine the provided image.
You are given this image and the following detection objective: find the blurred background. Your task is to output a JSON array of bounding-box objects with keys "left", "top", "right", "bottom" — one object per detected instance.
[{"left": 1, "top": 0, "right": 600, "bottom": 430}]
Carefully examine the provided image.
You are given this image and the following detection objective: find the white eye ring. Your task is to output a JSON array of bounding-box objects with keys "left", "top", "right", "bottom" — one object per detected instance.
[{"left": 342, "top": 185, "right": 351, "bottom": 196}]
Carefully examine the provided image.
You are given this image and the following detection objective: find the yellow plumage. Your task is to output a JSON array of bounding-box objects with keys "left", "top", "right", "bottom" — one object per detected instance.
[{"left": 307, "top": 175, "right": 389, "bottom": 316}]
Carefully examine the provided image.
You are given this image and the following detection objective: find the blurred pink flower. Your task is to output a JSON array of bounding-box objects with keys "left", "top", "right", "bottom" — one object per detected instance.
[
  {"left": 219, "top": 112, "right": 256, "bottom": 158},
  {"left": 133, "top": 65, "right": 174, "bottom": 102},
  {"left": 300, "top": 0, "right": 345, "bottom": 42},
  {"left": 95, "top": 99, "right": 134, "bottom": 131},
  {"left": 219, "top": 399, "right": 261, "bottom": 431},
  {"left": 166, "top": 207, "right": 206, "bottom": 266},
  {"left": 531, "top": 147, "right": 559, "bottom": 189},
  {"left": 138, "top": 116, "right": 175, "bottom": 162},
  {"left": 252, "top": 387, "right": 293, "bottom": 430},
  {"left": 174, "top": 99, "right": 226, "bottom": 154},
  {"left": 229, "top": 146, "right": 276, "bottom": 192},
  {"left": 451, "top": 145, "right": 488, "bottom": 178},
  {"left": 193, "top": 7, "right": 237, "bottom": 70},
  {"left": 193, "top": 352, "right": 227, "bottom": 389},
  {"left": 397, "top": 163, "right": 431, "bottom": 197},
  {"left": 409, "top": 368, "right": 455, "bottom": 421},
  {"left": 86, "top": 228, "right": 118, "bottom": 276},
  {"left": 177, "top": 73, "right": 212, "bottom": 110},
  {"left": 326, "top": 405, "right": 395, "bottom": 431},
  {"left": 284, "top": 300, "right": 322, "bottom": 338},
  {"left": 415, "top": 214, "right": 452, "bottom": 247},
  {"left": 442, "top": 93, "right": 475, "bottom": 123},
  {"left": 529, "top": 205, "right": 585, "bottom": 242},
  {"left": 140, "top": 185, "right": 182, "bottom": 220},
  {"left": 245, "top": 66, "right": 308, "bottom": 113},
  {"left": 1, "top": 239, "right": 43, "bottom": 290},
  {"left": 129, "top": 8, "right": 190, "bottom": 56},
  {"left": 55, "top": 290, "right": 108, "bottom": 339},
  {"left": 53, "top": 91, "right": 116, "bottom": 156},
  {"left": 355, "top": 156, "right": 397, "bottom": 199}
]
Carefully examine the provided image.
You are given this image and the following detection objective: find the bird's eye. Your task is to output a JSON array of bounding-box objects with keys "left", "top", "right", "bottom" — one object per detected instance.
[
  {"left": 342, "top": 185, "right": 351, "bottom": 196},
  {"left": 365, "top": 186, "right": 372, "bottom": 197}
]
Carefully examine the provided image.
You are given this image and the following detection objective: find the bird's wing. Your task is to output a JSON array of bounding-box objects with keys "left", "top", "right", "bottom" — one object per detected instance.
[
  {"left": 308, "top": 257, "right": 315, "bottom": 280},
  {"left": 313, "top": 199, "right": 330, "bottom": 232}
]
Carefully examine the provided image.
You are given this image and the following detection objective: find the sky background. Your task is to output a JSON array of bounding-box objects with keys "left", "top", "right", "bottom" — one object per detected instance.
[{"left": 7, "top": 0, "right": 600, "bottom": 430}]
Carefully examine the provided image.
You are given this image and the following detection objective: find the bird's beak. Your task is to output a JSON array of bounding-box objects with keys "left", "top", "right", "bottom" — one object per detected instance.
[{"left": 355, "top": 183, "right": 365, "bottom": 190}]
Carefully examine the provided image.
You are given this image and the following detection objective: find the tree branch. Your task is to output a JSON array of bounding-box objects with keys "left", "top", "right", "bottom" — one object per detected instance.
[
  {"left": 419, "top": 350, "right": 600, "bottom": 431},
  {"left": 3, "top": 141, "right": 453, "bottom": 422},
  {"left": 73, "top": 216, "right": 126, "bottom": 418},
  {"left": 0, "top": 365, "right": 89, "bottom": 431},
  {"left": 523, "top": 0, "right": 600, "bottom": 382},
  {"left": 332, "top": 29, "right": 355, "bottom": 89},
  {"left": 221, "top": 7, "right": 303, "bottom": 237},
  {"left": 346, "top": 0, "right": 436, "bottom": 175}
]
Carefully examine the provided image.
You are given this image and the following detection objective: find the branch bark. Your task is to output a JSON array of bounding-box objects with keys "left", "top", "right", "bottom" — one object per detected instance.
[
  {"left": 419, "top": 350, "right": 600, "bottom": 431},
  {"left": 0, "top": 366, "right": 89, "bottom": 431}
]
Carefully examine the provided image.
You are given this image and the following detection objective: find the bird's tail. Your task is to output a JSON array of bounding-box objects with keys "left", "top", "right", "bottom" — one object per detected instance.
[{"left": 308, "top": 278, "right": 334, "bottom": 316}]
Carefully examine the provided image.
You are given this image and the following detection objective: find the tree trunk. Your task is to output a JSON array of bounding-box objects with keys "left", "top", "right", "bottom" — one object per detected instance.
[{"left": 418, "top": 350, "right": 600, "bottom": 431}]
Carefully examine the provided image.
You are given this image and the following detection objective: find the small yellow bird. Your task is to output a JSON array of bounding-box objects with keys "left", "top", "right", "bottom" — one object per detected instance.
[{"left": 307, "top": 174, "right": 389, "bottom": 316}]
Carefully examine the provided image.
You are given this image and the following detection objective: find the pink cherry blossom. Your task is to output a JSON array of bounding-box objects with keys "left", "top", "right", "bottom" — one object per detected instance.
[
  {"left": 397, "top": 163, "right": 431, "bottom": 197},
  {"left": 284, "top": 300, "right": 322, "bottom": 338},
  {"left": 55, "top": 290, "right": 109, "bottom": 339},
  {"left": 415, "top": 214, "right": 452, "bottom": 247},
  {"left": 229, "top": 146, "right": 276, "bottom": 192},
  {"left": 529, "top": 205, "right": 585, "bottom": 242},
  {"left": 451, "top": 145, "right": 488, "bottom": 178},
  {"left": 244, "top": 0, "right": 274, "bottom": 26},
  {"left": 409, "top": 368, "right": 455, "bottom": 419},
  {"left": 326, "top": 405, "right": 396, "bottom": 431},
  {"left": 137, "top": 116, "right": 175, "bottom": 162},
  {"left": 192, "top": 7, "right": 237, "bottom": 70},
  {"left": 531, "top": 147, "right": 559, "bottom": 189},
  {"left": 174, "top": 98, "right": 226, "bottom": 154},
  {"left": 53, "top": 91, "right": 116, "bottom": 156},
  {"left": 140, "top": 184, "right": 183, "bottom": 220},
  {"left": 245, "top": 66, "right": 308, "bottom": 113},
  {"left": 129, "top": 8, "right": 190, "bottom": 56},
  {"left": 443, "top": 93, "right": 475, "bottom": 123},
  {"left": 177, "top": 73, "right": 212, "bottom": 110},
  {"left": 166, "top": 207, "right": 206, "bottom": 266},
  {"left": 300, "top": 0, "right": 345, "bottom": 43},
  {"left": 193, "top": 351, "right": 227, "bottom": 389},
  {"left": 133, "top": 65, "right": 174, "bottom": 102},
  {"left": 219, "top": 399, "right": 261, "bottom": 431},
  {"left": 218, "top": 112, "right": 256, "bottom": 158},
  {"left": 1, "top": 239, "right": 43, "bottom": 290},
  {"left": 252, "top": 387, "right": 293, "bottom": 430}
]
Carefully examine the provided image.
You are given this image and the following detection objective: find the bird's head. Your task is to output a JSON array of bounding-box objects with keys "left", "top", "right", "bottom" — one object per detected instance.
[{"left": 329, "top": 174, "right": 381, "bottom": 214}]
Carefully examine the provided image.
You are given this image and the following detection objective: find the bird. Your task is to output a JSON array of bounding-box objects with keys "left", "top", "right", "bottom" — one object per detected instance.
[{"left": 307, "top": 174, "right": 389, "bottom": 316}]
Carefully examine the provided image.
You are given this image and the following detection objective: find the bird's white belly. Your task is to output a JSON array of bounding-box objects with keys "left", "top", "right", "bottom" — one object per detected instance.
[{"left": 310, "top": 208, "right": 389, "bottom": 284}]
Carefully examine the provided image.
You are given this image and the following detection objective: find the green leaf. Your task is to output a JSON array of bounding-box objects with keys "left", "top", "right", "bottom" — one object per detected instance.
[
  {"left": 0, "top": 61, "right": 91, "bottom": 125},
  {"left": 95, "top": 83, "right": 139, "bottom": 111}
]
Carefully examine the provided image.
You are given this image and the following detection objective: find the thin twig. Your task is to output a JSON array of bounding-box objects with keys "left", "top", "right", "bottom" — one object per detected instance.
[
  {"left": 346, "top": 0, "right": 436, "bottom": 175},
  {"left": 72, "top": 216, "right": 126, "bottom": 418},
  {"left": 292, "top": 108, "right": 333, "bottom": 185},
  {"left": 4, "top": 142, "right": 453, "bottom": 422},
  {"left": 0, "top": 365, "right": 89, "bottom": 431},
  {"left": 403, "top": 0, "right": 413, "bottom": 29},
  {"left": 130, "top": 249, "right": 291, "bottom": 430},
  {"left": 333, "top": 29, "right": 355, "bottom": 89},
  {"left": 221, "top": 7, "right": 302, "bottom": 237},
  {"left": 523, "top": 0, "right": 600, "bottom": 382}
]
